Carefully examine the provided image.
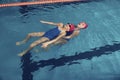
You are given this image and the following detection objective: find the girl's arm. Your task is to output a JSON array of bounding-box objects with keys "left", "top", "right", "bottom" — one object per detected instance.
[
  {"left": 40, "top": 20, "right": 63, "bottom": 27},
  {"left": 63, "top": 31, "right": 80, "bottom": 39}
]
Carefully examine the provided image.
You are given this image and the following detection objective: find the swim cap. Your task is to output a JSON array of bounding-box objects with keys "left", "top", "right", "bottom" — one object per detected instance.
[{"left": 68, "top": 24, "right": 75, "bottom": 31}]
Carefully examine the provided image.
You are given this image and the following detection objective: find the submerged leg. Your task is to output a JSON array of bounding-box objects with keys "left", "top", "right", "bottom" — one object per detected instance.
[
  {"left": 16, "top": 32, "right": 45, "bottom": 46},
  {"left": 53, "top": 39, "right": 68, "bottom": 45},
  {"left": 18, "top": 37, "right": 49, "bottom": 57},
  {"left": 41, "top": 39, "right": 67, "bottom": 49}
]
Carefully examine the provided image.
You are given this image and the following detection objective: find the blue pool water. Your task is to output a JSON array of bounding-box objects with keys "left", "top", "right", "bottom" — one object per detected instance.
[{"left": 0, "top": 0, "right": 120, "bottom": 80}]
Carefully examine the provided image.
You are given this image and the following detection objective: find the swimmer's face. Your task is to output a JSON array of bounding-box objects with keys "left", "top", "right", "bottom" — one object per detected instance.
[{"left": 77, "top": 22, "right": 87, "bottom": 29}]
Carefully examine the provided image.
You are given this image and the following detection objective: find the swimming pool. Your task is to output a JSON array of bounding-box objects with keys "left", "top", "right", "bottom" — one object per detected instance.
[{"left": 0, "top": 0, "right": 120, "bottom": 80}]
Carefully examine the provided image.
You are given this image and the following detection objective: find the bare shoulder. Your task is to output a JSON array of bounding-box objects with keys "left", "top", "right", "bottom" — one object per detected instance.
[{"left": 72, "top": 30, "right": 80, "bottom": 36}]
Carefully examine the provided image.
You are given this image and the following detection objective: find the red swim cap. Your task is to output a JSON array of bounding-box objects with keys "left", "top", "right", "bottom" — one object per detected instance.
[{"left": 69, "top": 24, "right": 75, "bottom": 31}]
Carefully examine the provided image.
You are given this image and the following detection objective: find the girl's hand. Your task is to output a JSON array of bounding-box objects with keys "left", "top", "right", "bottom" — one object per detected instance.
[
  {"left": 40, "top": 20, "right": 46, "bottom": 23},
  {"left": 41, "top": 42, "right": 49, "bottom": 48}
]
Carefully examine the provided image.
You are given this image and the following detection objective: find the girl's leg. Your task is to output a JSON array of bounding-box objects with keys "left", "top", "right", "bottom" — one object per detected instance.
[
  {"left": 16, "top": 32, "right": 45, "bottom": 45},
  {"left": 53, "top": 39, "right": 68, "bottom": 45},
  {"left": 18, "top": 37, "right": 49, "bottom": 56}
]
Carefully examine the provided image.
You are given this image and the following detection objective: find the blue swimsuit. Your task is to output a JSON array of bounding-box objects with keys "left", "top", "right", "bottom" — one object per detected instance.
[
  {"left": 66, "top": 31, "right": 73, "bottom": 36},
  {"left": 64, "top": 31, "right": 74, "bottom": 41},
  {"left": 43, "top": 27, "right": 61, "bottom": 40},
  {"left": 43, "top": 27, "right": 74, "bottom": 40}
]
